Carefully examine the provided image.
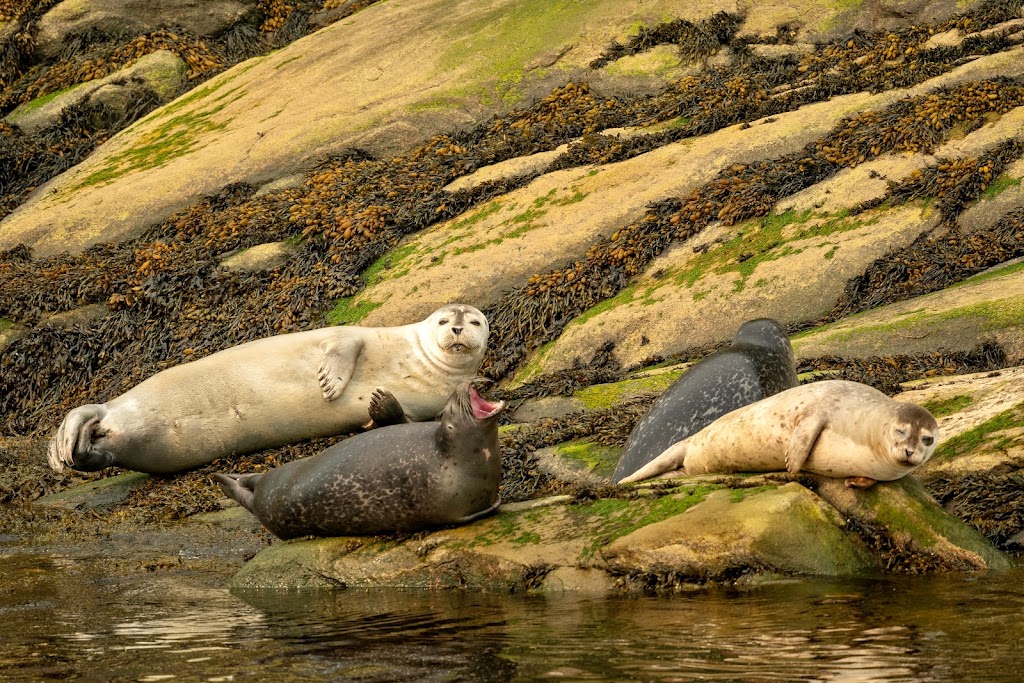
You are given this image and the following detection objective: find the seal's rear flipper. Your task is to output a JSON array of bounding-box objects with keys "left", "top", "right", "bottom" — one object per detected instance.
[
  {"left": 618, "top": 440, "right": 688, "bottom": 483},
  {"left": 454, "top": 498, "right": 501, "bottom": 524},
  {"left": 213, "top": 472, "right": 261, "bottom": 514},
  {"left": 366, "top": 387, "right": 410, "bottom": 428},
  {"left": 47, "top": 405, "right": 114, "bottom": 473}
]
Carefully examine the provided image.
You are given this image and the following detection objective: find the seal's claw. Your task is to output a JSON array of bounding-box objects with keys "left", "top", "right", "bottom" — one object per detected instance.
[{"left": 367, "top": 388, "right": 408, "bottom": 428}]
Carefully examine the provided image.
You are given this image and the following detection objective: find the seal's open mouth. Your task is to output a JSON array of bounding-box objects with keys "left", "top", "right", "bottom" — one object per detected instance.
[
  {"left": 450, "top": 343, "right": 467, "bottom": 353},
  {"left": 469, "top": 384, "right": 503, "bottom": 419}
]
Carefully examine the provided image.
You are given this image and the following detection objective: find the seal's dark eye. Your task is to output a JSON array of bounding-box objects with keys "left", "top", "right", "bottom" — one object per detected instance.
[
  {"left": 438, "top": 319, "right": 448, "bottom": 326},
  {"left": 470, "top": 320, "right": 481, "bottom": 326},
  {"left": 922, "top": 435, "right": 934, "bottom": 446}
]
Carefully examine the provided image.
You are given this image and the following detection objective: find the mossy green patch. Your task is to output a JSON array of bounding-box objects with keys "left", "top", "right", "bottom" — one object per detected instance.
[
  {"left": 570, "top": 283, "right": 639, "bottom": 328},
  {"left": 0, "top": 318, "right": 12, "bottom": 332},
  {"left": 955, "top": 259, "right": 1024, "bottom": 288},
  {"left": 511, "top": 339, "right": 556, "bottom": 386},
  {"left": 437, "top": 0, "right": 591, "bottom": 104},
  {"left": 933, "top": 402, "right": 1024, "bottom": 461},
  {"left": 922, "top": 394, "right": 973, "bottom": 418},
  {"left": 553, "top": 440, "right": 621, "bottom": 478},
  {"left": 728, "top": 485, "right": 776, "bottom": 502},
  {"left": 794, "top": 291, "right": 1024, "bottom": 349},
  {"left": 363, "top": 242, "right": 419, "bottom": 285},
  {"left": 68, "top": 73, "right": 248, "bottom": 191},
  {"left": 460, "top": 509, "right": 542, "bottom": 548},
  {"left": 12, "top": 83, "right": 81, "bottom": 116},
  {"left": 574, "top": 369, "right": 684, "bottom": 411},
  {"left": 980, "top": 173, "right": 1021, "bottom": 200},
  {"left": 325, "top": 297, "right": 383, "bottom": 326},
  {"left": 669, "top": 209, "right": 873, "bottom": 294},
  {"left": 571, "top": 487, "right": 719, "bottom": 560}
]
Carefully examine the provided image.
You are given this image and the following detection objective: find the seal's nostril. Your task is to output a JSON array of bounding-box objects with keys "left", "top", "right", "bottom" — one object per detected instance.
[
  {"left": 905, "top": 449, "right": 914, "bottom": 459},
  {"left": 452, "top": 327, "right": 463, "bottom": 335}
]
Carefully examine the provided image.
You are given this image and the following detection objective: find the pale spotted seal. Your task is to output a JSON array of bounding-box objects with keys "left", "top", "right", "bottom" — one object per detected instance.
[
  {"left": 619, "top": 380, "right": 938, "bottom": 488},
  {"left": 213, "top": 381, "right": 505, "bottom": 538},
  {"left": 47, "top": 304, "right": 489, "bottom": 474},
  {"left": 611, "top": 318, "right": 797, "bottom": 484}
]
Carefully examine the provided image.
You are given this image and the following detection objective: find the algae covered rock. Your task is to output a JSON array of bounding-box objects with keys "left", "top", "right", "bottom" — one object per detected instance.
[
  {"left": 227, "top": 475, "right": 1009, "bottom": 591},
  {"left": 5, "top": 49, "right": 187, "bottom": 133},
  {"left": 602, "top": 483, "right": 876, "bottom": 582}
]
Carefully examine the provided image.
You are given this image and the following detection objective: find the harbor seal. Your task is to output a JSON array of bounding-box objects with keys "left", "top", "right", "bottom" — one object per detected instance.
[
  {"left": 611, "top": 318, "right": 797, "bottom": 484},
  {"left": 213, "top": 381, "right": 506, "bottom": 538},
  {"left": 47, "top": 304, "right": 489, "bottom": 474},
  {"left": 619, "top": 380, "right": 938, "bottom": 488}
]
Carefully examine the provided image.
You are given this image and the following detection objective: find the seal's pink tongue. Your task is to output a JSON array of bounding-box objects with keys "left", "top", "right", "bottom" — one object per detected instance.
[{"left": 469, "top": 385, "right": 502, "bottom": 419}]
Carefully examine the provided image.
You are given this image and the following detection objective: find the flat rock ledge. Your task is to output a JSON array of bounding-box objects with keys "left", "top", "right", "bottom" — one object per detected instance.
[{"left": 227, "top": 476, "right": 1011, "bottom": 592}]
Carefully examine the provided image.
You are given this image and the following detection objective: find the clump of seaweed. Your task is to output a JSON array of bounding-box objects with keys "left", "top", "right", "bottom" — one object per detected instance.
[
  {"left": 829, "top": 206, "right": 1024, "bottom": 320},
  {"left": 590, "top": 12, "right": 741, "bottom": 68},
  {"left": 797, "top": 342, "right": 1009, "bottom": 395},
  {"left": 497, "top": 341, "right": 623, "bottom": 405},
  {"left": 499, "top": 397, "right": 655, "bottom": 503},
  {"left": 926, "top": 463, "right": 1024, "bottom": 549},
  {"left": 0, "top": 85, "right": 162, "bottom": 220}
]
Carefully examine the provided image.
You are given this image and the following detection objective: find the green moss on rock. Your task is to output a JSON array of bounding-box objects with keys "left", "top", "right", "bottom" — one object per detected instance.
[
  {"left": 933, "top": 403, "right": 1024, "bottom": 462},
  {"left": 922, "top": 394, "right": 974, "bottom": 418},
  {"left": 574, "top": 369, "right": 684, "bottom": 410}
]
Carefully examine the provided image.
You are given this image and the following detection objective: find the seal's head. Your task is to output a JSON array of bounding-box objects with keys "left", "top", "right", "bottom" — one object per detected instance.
[
  {"left": 438, "top": 380, "right": 506, "bottom": 488},
  {"left": 733, "top": 318, "right": 791, "bottom": 355},
  {"left": 887, "top": 403, "right": 939, "bottom": 467},
  {"left": 426, "top": 304, "right": 489, "bottom": 358},
  {"left": 441, "top": 380, "right": 505, "bottom": 434}
]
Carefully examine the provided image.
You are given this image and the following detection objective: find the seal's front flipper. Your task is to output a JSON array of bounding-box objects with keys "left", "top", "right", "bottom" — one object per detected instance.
[
  {"left": 367, "top": 387, "right": 411, "bottom": 428},
  {"left": 785, "top": 412, "right": 827, "bottom": 474},
  {"left": 317, "top": 337, "right": 364, "bottom": 401},
  {"left": 618, "top": 440, "right": 688, "bottom": 483},
  {"left": 213, "top": 472, "right": 262, "bottom": 514},
  {"left": 455, "top": 498, "right": 501, "bottom": 524},
  {"left": 845, "top": 476, "right": 877, "bottom": 489}
]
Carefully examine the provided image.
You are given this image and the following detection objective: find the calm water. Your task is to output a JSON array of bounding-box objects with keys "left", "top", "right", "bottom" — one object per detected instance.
[{"left": 2, "top": 549, "right": 1022, "bottom": 682}]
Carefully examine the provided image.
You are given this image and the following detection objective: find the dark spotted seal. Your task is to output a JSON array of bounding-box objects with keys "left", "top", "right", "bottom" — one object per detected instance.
[
  {"left": 213, "top": 381, "right": 505, "bottom": 539},
  {"left": 611, "top": 318, "right": 797, "bottom": 484},
  {"left": 619, "top": 380, "right": 938, "bottom": 488},
  {"left": 47, "top": 304, "right": 489, "bottom": 474}
]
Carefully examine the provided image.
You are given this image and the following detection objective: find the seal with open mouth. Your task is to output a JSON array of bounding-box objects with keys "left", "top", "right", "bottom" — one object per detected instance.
[
  {"left": 213, "top": 380, "right": 506, "bottom": 538},
  {"left": 48, "top": 304, "right": 489, "bottom": 474}
]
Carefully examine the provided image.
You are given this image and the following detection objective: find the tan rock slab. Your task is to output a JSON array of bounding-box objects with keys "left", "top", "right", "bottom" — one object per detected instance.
[
  {"left": 539, "top": 203, "right": 937, "bottom": 374},
  {"left": 0, "top": 0, "right": 748, "bottom": 257},
  {"left": 791, "top": 263, "right": 1024, "bottom": 362}
]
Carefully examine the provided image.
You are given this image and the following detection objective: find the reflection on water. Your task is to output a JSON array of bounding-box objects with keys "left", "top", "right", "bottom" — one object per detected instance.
[{"left": 1, "top": 549, "right": 1022, "bottom": 681}]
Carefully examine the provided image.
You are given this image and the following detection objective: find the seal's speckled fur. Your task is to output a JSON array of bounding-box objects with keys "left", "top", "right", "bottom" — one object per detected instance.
[
  {"left": 612, "top": 319, "right": 797, "bottom": 484},
  {"left": 214, "top": 381, "right": 505, "bottom": 539},
  {"left": 620, "top": 380, "right": 938, "bottom": 488}
]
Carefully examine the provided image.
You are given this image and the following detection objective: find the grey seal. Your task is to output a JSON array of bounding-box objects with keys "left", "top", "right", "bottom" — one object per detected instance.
[
  {"left": 611, "top": 318, "right": 798, "bottom": 484},
  {"left": 48, "top": 304, "right": 489, "bottom": 474},
  {"left": 619, "top": 380, "right": 939, "bottom": 488},
  {"left": 213, "top": 381, "right": 506, "bottom": 538}
]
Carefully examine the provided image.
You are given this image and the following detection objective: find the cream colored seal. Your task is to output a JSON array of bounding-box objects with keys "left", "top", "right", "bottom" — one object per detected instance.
[
  {"left": 619, "top": 380, "right": 938, "bottom": 489},
  {"left": 47, "top": 304, "right": 489, "bottom": 474}
]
